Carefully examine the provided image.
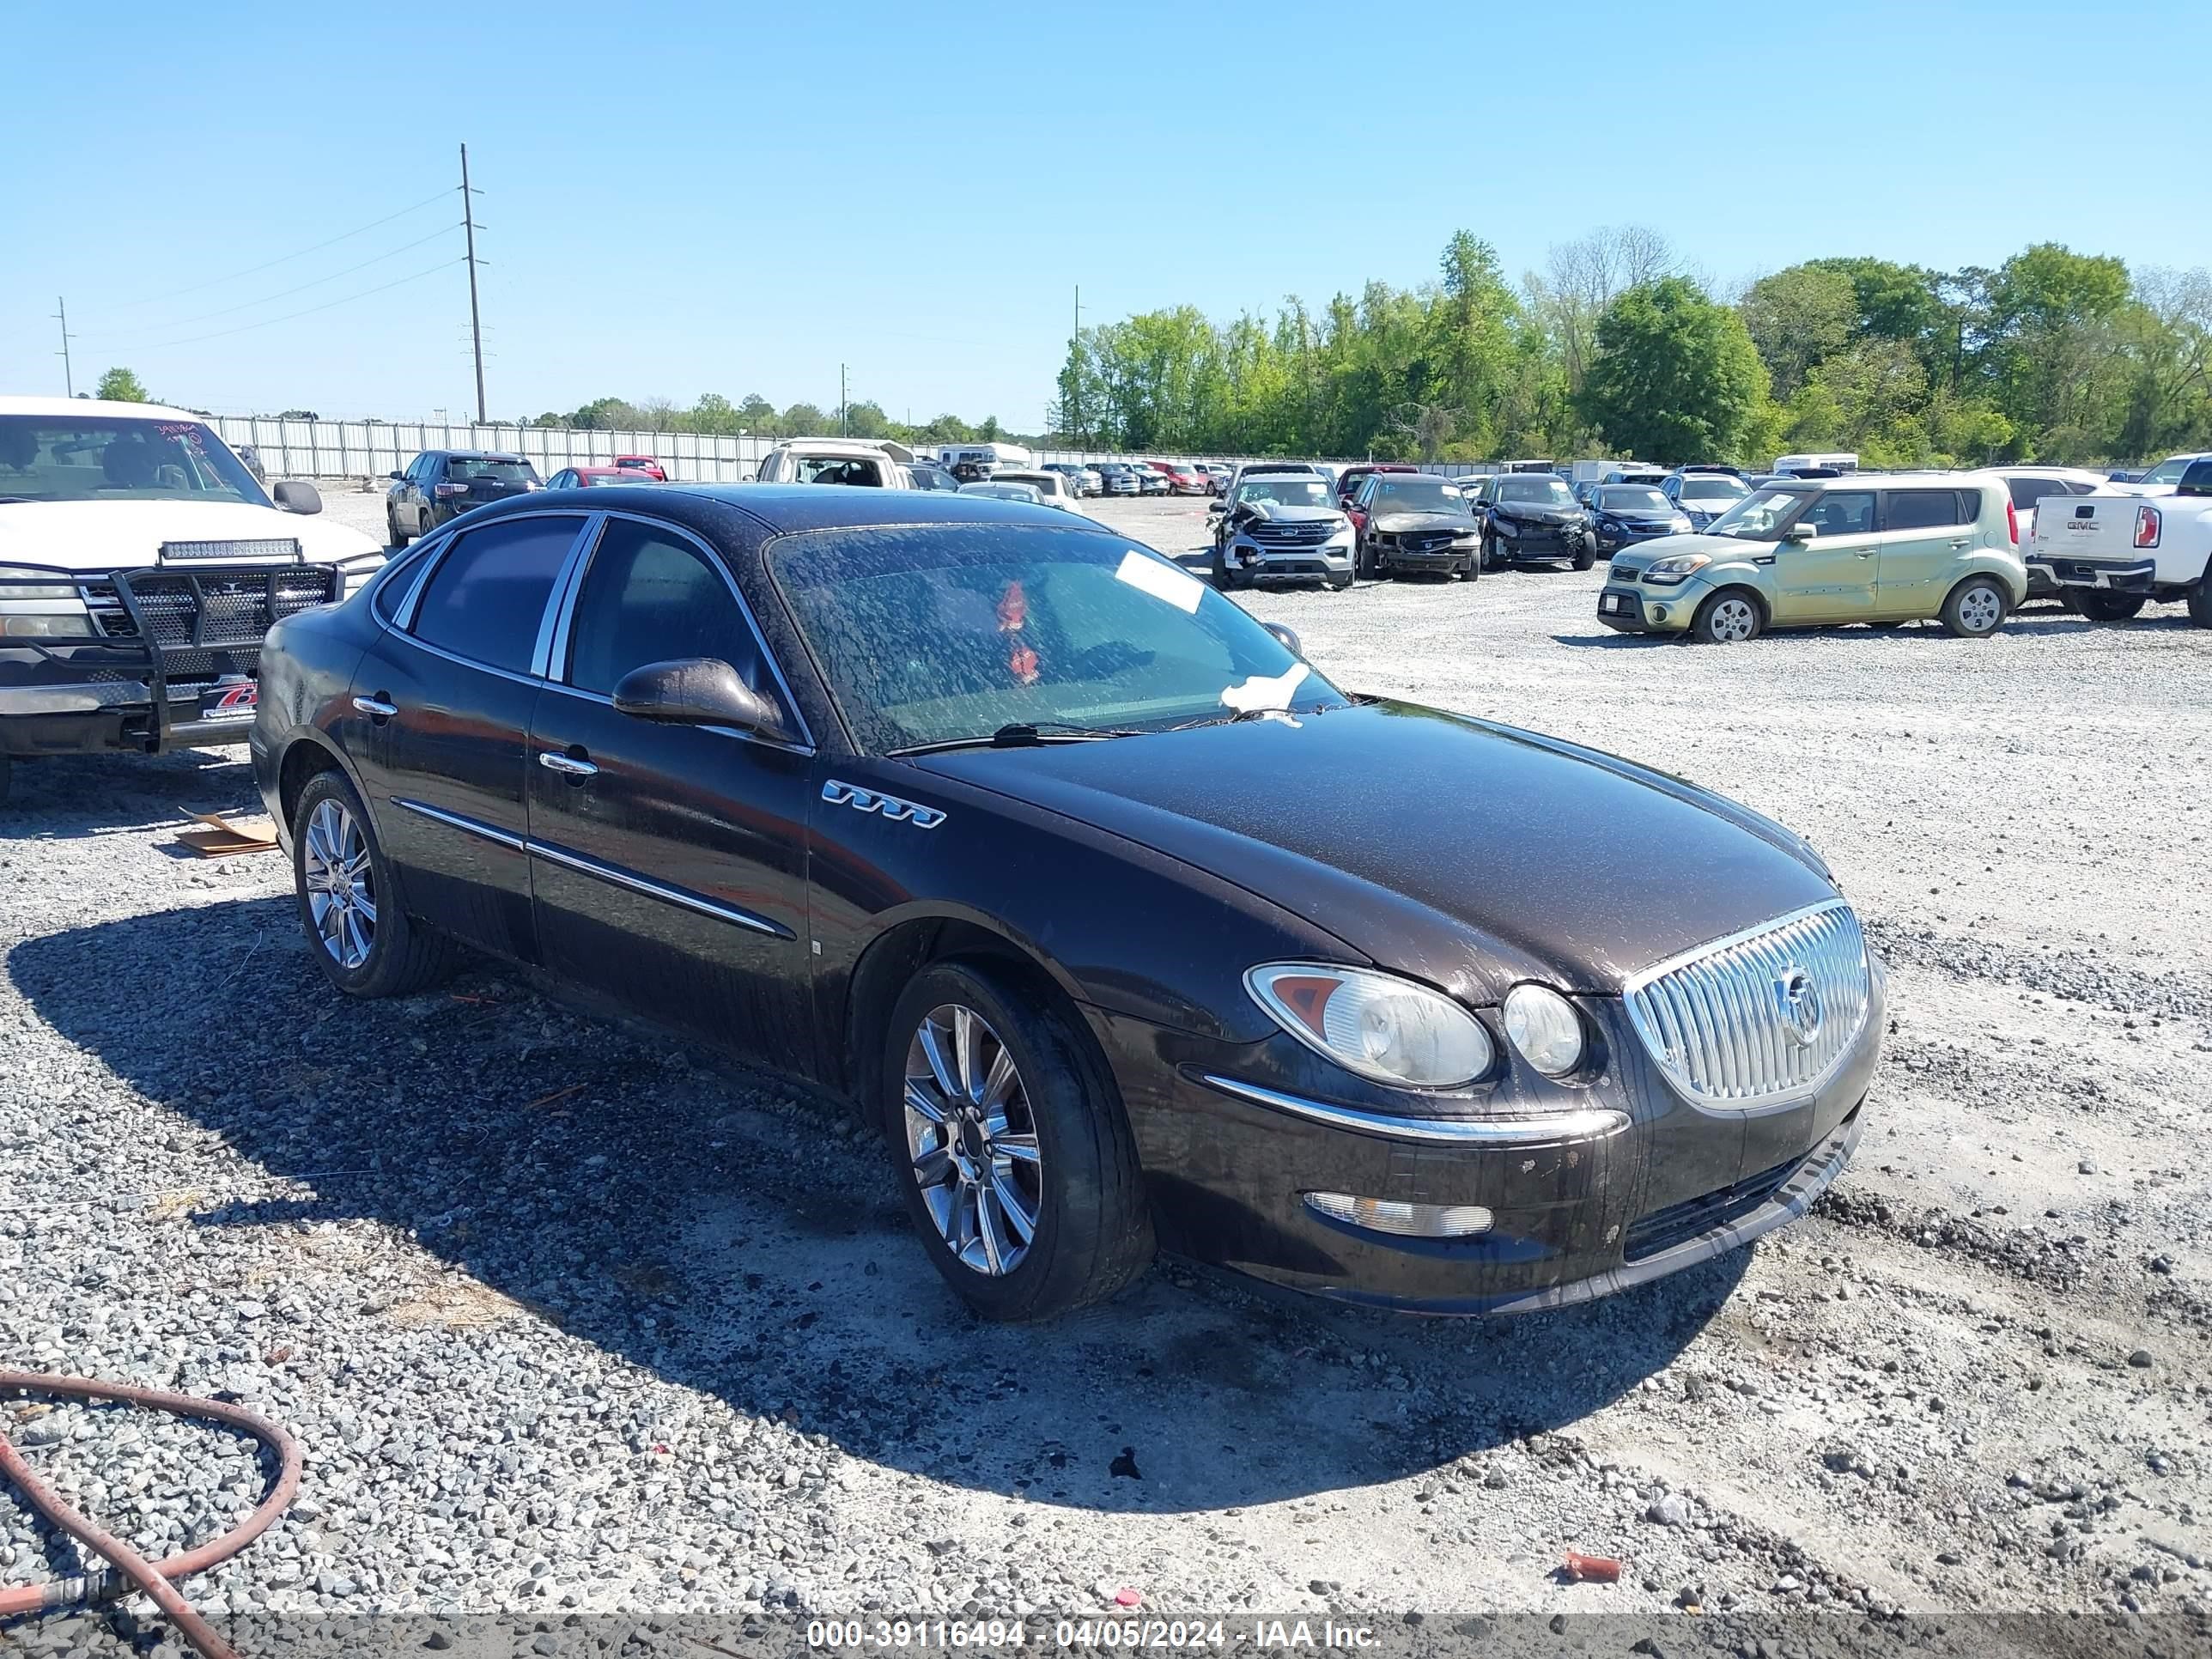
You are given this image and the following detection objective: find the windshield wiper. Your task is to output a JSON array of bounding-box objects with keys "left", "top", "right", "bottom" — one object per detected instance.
[{"left": 887, "top": 721, "right": 1143, "bottom": 758}]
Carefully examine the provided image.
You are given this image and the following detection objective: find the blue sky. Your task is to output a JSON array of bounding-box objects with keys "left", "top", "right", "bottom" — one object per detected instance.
[{"left": 4, "top": 0, "right": 2207, "bottom": 430}]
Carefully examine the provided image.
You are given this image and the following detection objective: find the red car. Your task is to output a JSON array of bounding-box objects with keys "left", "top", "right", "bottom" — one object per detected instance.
[
  {"left": 545, "top": 465, "right": 663, "bottom": 489},
  {"left": 1336, "top": 463, "right": 1419, "bottom": 532},
  {"left": 1157, "top": 463, "right": 1211, "bottom": 495},
  {"left": 611, "top": 454, "right": 667, "bottom": 480}
]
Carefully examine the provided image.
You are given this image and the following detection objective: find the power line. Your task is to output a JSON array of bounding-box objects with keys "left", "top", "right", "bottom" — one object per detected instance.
[
  {"left": 101, "top": 189, "right": 455, "bottom": 310},
  {"left": 122, "top": 258, "right": 466, "bottom": 351},
  {"left": 88, "top": 223, "right": 459, "bottom": 345}
]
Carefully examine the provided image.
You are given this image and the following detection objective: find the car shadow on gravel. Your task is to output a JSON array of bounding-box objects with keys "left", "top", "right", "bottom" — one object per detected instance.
[
  {"left": 0, "top": 747, "right": 258, "bottom": 837},
  {"left": 12, "top": 898, "right": 1737, "bottom": 1514}
]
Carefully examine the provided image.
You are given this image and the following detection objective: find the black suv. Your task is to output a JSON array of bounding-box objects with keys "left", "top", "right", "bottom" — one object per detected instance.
[{"left": 386, "top": 451, "right": 542, "bottom": 546}]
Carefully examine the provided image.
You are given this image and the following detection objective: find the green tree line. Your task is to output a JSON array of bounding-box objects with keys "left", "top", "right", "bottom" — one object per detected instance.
[
  {"left": 1048, "top": 228, "right": 2212, "bottom": 468},
  {"left": 528, "top": 394, "right": 1025, "bottom": 447}
]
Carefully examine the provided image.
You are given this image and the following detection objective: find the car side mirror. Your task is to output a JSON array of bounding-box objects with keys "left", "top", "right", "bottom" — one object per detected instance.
[
  {"left": 1261, "top": 622, "right": 1305, "bottom": 659},
  {"left": 1206, "top": 501, "right": 1224, "bottom": 514},
  {"left": 272, "top": 480, "right": 323, "bottom": 515},
  {"left": 612, "top": 658, "right": 784, "bottom": 734},
  {"left": 1784, "top": 522, "right": 1820, "bottom": 542}
]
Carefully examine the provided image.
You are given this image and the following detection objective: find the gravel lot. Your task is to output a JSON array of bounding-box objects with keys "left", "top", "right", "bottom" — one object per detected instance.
[{"left": 3, "top": 484, "right": 2209, "bottom": 1649}]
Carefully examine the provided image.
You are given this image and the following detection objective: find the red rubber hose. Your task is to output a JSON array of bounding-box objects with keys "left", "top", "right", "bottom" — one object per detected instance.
[{"left": 0, "top": 1369, "right": 302, "bottom": 1659}]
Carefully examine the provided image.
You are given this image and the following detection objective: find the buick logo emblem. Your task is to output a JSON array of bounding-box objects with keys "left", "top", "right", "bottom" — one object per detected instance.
[{"left": 1774, "top": 967, "right": 1823, "bottom": 1048}]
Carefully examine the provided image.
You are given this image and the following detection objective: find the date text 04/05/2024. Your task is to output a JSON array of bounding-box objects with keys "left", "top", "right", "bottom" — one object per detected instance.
[{"left": 805, "top": 1620, "right": 1382, "bottom": 1650}]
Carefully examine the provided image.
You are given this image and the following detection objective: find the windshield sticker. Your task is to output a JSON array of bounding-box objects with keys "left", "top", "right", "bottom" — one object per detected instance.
[
  {"left": 1113, "top": 550, "right": 1204, "bottom": 616},
  {"left": 1220, "top": 662, "right": 1309, "bottom": 714}
]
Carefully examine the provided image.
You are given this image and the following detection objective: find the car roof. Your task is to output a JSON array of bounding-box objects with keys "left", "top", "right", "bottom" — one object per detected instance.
[
  {"left": 429, "top": 449, "right": 526, "bottom": 460},
  {"left": 0, "top": 395, "right": 210, "bottom": 421},
  {"left": 524, "top": 481, "right": 1098, "bottom": 538}
]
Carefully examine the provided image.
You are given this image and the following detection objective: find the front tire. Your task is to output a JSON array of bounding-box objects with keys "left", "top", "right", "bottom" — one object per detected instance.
[
  {"left": 292, "top": 771, "right": 461, "bottom": 998},
  {"left": 1691, "top": 589, "right": 1763, "bottom": 644},
  {"left": 1940, "top": 575, "right": 2009, "bottom": 639},
  {"left": 2068, "top": 590, "right": 2147, "bottom": 623},
  {"left": 885, "top": 962, "right": 1152, "bottom": 1322},
  {"left": 1572, "top": 541, "right": 1595, "bottom": 572}
]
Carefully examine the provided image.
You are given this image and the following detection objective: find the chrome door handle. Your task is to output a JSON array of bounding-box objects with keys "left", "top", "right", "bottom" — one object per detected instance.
[
  {"left": 538, "top": 750, "right": 598, "bottom": 778},
  {"left": 1949, "top": 537, "right": 1971, "bottom": 547},
  {"left": 1856, "top": 550, "right": 1875, "bottom": 559},
  {"left": 352, "top": 695, "right": 398, "bottom": 719}
]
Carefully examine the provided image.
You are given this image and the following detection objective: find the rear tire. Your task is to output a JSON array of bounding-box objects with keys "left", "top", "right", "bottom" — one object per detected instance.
[
  {"left": 1940, "top": 574, "right": 2009, "bottom": 638},
  {"left": 884, "top": 962, "right": 1152, "bottom": 1321},
  {"left": 1691, "top": 589, "right": 1763, "bottom": 644},
  {"left": 292, "top": 770, "right": 462, "bottom": 999},
  {"left": 386, "top": 507, "right": 411, "bottom": 550},
  {"left": 0, "top": 753, "right": 11, "bottom": 806},
  {"left": 2067, "top": 590, "right": 2146, "bottom": 622},
  {"left": 2191, "top": 574, "right": 2212, "bottom": 629}
]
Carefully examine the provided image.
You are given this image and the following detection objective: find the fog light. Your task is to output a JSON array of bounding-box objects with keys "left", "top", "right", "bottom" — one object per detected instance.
[
  {"left": 1303, "top": 1192, "right": 1494, "bottom": 1237},
  {"left": 1651, "top": 605, "right": 1669, "bottom": 623}
]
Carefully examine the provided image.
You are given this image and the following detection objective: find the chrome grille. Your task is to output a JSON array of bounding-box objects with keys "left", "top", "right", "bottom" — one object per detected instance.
[
  {"left": 1248, "top": 519, "right": 1336, "bottom": 546},
  {"left": 1622, "top": 901, "right": 1870, "bottom": 1108}
]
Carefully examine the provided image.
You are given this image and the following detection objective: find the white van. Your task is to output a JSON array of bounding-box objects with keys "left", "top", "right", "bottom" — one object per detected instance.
[
  {"left": 1771, "top": 452, "right": 1859, "bottom": 477},
  {"left": 938, "top": 441, "right": 1036, "bottom": 475}
]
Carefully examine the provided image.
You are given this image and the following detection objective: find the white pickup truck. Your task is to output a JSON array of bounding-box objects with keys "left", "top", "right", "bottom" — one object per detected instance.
[{"left": 2027, "top": 456, "right": 2212, "bottom": 626}]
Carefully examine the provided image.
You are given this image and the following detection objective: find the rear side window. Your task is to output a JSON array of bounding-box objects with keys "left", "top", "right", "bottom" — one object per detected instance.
[
  {"left": 2005, "top": 477, "right": 2067, "bottom": 511},
  {"left": 410, "top": 514, "right": 586, "bottom": 674},
  {"left": 565, "top": 519, "right": 772, "bottom": 701},
  {"left": 1885, "top": 489, "right": 1971, "bottom": 531}
]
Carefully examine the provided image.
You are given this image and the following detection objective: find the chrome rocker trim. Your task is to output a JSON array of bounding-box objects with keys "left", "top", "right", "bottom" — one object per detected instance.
[{"left": 1197, "top": 1073, "right": 1630, "bottom": 1146}]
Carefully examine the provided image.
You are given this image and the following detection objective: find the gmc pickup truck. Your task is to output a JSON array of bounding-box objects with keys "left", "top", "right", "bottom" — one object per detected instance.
[{"left": 2027, "top": 458, "right": 2212, "bottom": 626}]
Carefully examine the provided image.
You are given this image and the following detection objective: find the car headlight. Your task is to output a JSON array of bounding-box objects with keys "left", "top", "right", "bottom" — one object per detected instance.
[
  {"left": 1247, "top": 963, "right": 1495, "bottom": 1089},
  {"left": 1643, "top": 552, "right": 1713, "bottom": 585},
  {"left": 1503, "top": 984, "right": 1587, "bottom": 1077},
  {"left": 0, "top": 564, "right": 81, "bottom": 600},
  {"left": 1668, "top": 516, "right": 1693, "bottom": 532},
  {"left": 0, "top": 563, "right": 94, "bottom": 635}
]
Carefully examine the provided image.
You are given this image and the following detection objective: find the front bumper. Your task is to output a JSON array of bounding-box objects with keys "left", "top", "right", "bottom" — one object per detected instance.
[
  {"left": 1493, "top": 524, "right": 1593, "bottom": 562},
  {"left": 2027, "top": 556, "right": 2157, "bottom": 594},
  {"left": 0, "top": 655, "right": 261, "bottom": 755},
  {"left": 1226, "top": 540, "right": 1354, "bottom": 583},
  {"left": 1373, "top": 538, "right": 1479, "bottom": 572},
  {"left": 1595, "top": 578, "right": 1698, "bottom": 634},
  {"left": 1085, "top": 975, "right": 1880, "bottom": 1314}
]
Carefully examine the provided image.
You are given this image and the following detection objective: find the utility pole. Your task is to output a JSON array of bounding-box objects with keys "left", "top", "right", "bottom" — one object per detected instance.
[
  {"left": 1071, "top": 284, "right": 1083, "bottom": 447},
  {"left": 459, "top": 143, "right": 487, "bottom": 425},
  {"left": 840, "top": 364, "right": 848, "bottom": 435},
  {"left": 53, "top": 297, "right": 76, "bottom": 398}
]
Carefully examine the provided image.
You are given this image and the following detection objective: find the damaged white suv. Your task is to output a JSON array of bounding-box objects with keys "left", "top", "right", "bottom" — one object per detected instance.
[{"left": 0, "top": 396, "right": 384, "bottom": 803}]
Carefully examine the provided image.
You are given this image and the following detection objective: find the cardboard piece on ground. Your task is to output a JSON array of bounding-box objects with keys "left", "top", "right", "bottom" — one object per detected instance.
[{"left": 176, "top": 811, "right": 281, "bottom": 858}]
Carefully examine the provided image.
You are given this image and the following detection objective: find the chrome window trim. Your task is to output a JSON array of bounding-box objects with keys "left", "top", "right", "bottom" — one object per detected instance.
[
  {"left": 544, "top": 508, "right": 816, "bottom": 751},
  {"left": 526, "top": 837, "right": 793, "bottom": 939},
  {"left": 1196, "top": 1073, "right": 1628, "bottom": 1147},
  {"left": 389, "top": 797, "right": 526, "bottom": 852},
  {"left": 531, "top": 512, "right": 606, "bottom": 679},
  {"left": 535, "top": 678, "right": 816, "bottom": 757}
]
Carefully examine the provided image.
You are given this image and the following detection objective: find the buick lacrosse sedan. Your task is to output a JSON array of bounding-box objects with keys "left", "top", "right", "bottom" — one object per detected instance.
[{"left": 252, "top": 485, "right": 1881, "bottom": 1320}]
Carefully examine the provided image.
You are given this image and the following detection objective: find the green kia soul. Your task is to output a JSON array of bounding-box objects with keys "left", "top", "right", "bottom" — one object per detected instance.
[{"left": 1595, "top": 472, "right": 2028, "bottom": 643}]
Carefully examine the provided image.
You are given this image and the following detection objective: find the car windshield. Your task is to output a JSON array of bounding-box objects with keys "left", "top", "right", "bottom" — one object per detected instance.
[
  {"left": 1705, "top": 486, "right": 1810, "bottom": 539},
  {"left": 1498, "top": 477, "right": 1574, "bottom": 505},
  {"left": 448, "top": 457, "right": 538, "bottom": 484},
  {"left": 959, "top": 482, "right": 1043, "bottom": 502},
  {"left": 1368, "top": 478, "right": 1469, "bottom": 516},
  {"left": 1597, "top": 487, "right": 1670, "bottom": 512},
  {"left": 1678, "top": 477, "right": 1747, "bottom": 501},
  {"left": 0, "top": 415, "right": 268, "bottom": 506},
  {"left": 1234, "top": 478, "right": 1333, "bottom": 509},
  {"left": 769, "top": 525, "right": 1346, "bottom": 753}
]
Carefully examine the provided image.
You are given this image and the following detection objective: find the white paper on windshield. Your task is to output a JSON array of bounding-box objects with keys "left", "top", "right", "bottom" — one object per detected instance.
[
  {"left": 1114, "top": 549, "right": 1204, "bottom": 615},
  {"left": 1220, "top": 662, "right": 1310, "bottom": 713}
]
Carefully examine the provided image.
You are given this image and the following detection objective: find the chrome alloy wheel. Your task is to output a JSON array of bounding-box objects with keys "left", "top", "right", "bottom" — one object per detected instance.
[
  {"left": 1710, "top": 596, "right": 1759, "bottom": 641},
  {"left": 1957, "top": 583, "right": 2003, "bottom": 634},
  {"left": 302, "top": 799, "right": 377, "bottom": 970},
  {"left": 903, "top": 1003, "right": 1042, "bottom": 1276}
]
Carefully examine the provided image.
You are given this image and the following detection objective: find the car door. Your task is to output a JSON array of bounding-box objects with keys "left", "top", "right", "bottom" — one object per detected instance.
[
  {"left": 1869, "top": 488, "right": 1977, "bottom": 618},
  {"left": 344, "top": 511, "right": 594, "bottom": 963},
  {"left": 410, "top": 456, "right": 440, "bottom": 532},
  {"left": 526, "top": 513, "right": 817, "bottom": 1074},
  {"left": 1769, "top": 489, "right": 1879, "bottom": 623}
]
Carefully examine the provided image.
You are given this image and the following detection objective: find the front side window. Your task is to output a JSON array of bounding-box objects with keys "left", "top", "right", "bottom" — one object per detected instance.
[
  {"left": 565, "top": 519, "right": 770, "bottom": 699},
  {"left": 1800, "top": 490, "right": 1877, "bottom": 537},
  {"left": 0, "top": 415, "right": 268, "bottom": 506},
  {"left": 410, "top": 514, "right": 586, "bottom": 674},
  {"left": 769, "top": 525, "right": 1346, "bottom": 753}
]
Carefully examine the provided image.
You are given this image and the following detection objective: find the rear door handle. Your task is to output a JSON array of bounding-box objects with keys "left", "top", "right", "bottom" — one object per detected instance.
[
  {"left": 1856, "top": 550, "right": 1875, "bottom": 559},
  {"left": 538, "top": 750, "right": 598, "bottom": 778},
  {"left": 352, "top": 694, "right": 398, "bottom": 720},
  {"left": 1949, "top": 537, "right": 1971, "bottom": 547}
]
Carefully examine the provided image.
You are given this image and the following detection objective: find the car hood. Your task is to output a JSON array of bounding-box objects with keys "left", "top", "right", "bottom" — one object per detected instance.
[
  {"left": 1490, "top": 503, "right": 1582, "bottom": 525},
  {"left": 1606, "top": 532, "right": 1749, "bottom": 574},
  {"left": 1237, "top": 504, "right": 1344, "bottom": 524},
  {"left": 1595, "top": 507, "right": 1681, "bottom": 526},
  {"left": 0, "top": 499, "right": 382, "bottom": 573},
  {"left": 909, "top": 701, "right": 1838, "bottom": 1002},
  {"left": 1371, "top": 511, "right": 1477, "bottom": 535}
]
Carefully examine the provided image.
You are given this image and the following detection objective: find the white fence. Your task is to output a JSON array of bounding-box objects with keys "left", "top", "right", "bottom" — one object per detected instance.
[
  {"left": 207, "top": 415, "right": 1510, "bottom": 485},
  {"left": 209, "top": 416, "right": 774, "bottom": 483}
]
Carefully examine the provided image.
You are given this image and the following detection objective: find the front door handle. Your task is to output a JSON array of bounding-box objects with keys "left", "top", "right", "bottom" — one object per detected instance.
[
  {"left": 538, "top": 750, "right": 598, "bottom": 779},
  {"left": 1856, "top": 550, "right": 1875, "bottom": 559},
  {"left": 352, "top": 694, "right": 398, "bottom": 720}
]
